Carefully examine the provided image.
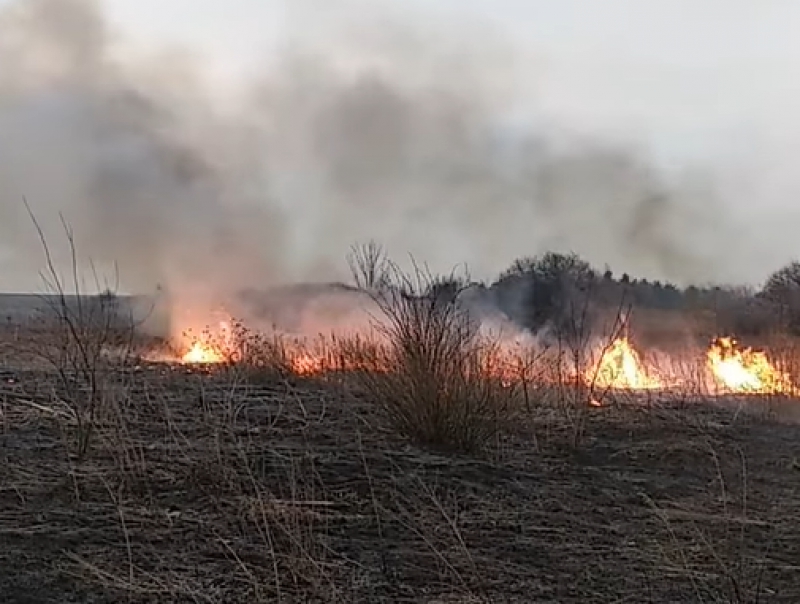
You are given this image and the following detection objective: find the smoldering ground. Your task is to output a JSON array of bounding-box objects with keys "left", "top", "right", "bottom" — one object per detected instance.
[{"left": 0, "top": 0, "right": 768, "bottom": 339}]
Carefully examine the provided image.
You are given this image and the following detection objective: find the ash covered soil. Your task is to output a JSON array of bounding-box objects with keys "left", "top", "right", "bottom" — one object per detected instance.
[{"left": 1, "top": 364, "right": 799, "bottom": 603}]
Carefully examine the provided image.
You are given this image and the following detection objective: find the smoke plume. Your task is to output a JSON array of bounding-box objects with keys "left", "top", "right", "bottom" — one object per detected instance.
[{"left": 0, "top": 0, "right": 760, "bottom": 336}]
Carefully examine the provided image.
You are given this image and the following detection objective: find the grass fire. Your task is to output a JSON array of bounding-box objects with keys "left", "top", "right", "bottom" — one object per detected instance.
[
  {"left": 2, "top": 1, "right": 800, "bottom": 599},
  {"left": 173, "top": 324, "right": 800, "bottom": 399}
]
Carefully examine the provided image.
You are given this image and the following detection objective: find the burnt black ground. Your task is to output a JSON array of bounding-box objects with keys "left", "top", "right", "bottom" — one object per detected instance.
[{"left": 1, "top": 365, "right": 799, "bottom": 603}]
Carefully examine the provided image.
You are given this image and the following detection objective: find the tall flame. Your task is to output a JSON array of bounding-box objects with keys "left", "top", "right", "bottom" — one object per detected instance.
[{"left": 706, "top": 337, "right": 797, "bottom": 395}]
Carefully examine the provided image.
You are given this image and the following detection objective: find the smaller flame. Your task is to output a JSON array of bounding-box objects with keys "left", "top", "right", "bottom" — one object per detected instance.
[
  {"left": 591, "top": 337, "right": 663, "bottom": 390},
  {"left": 178, "top": 319, "right": 233, "bottom": 365},
  {"left": 182, "top": 341, "right": 225, "bottom": 364},
  {"left": 291, "top": 353, "right": 325, "bottom": 376}
]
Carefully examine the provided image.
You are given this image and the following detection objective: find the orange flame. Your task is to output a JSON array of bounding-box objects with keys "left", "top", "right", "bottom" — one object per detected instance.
[
  {"left": 182, "top": 341, "right": 225, "bottom": 364},
  {"left": 291, "top": 353, "right": 326, "bottom": 376},
  {"left": 179, "top": 320, "right": 232, "bottom": 365},
  {"left": 706, "top": 337, "right": 797, "bottom": 395},
  {"left": 590, "top": 337, "right": 663, "bottom": 390},
  {"left": 166, "top": 316, "right": 800, "bottom": 401}
]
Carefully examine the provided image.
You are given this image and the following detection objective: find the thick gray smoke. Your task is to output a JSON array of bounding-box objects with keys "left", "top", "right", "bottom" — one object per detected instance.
[
  {"left": 0, "top": 0, "right": 754, "bottom": 336},
  {"left": 0, "top": 0, "right": 288, "bottom": 302}
]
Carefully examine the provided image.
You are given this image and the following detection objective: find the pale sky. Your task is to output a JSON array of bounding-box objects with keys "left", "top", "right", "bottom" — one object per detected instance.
[
  {"left": 94, "top": 0, "right": 800, "bottom": 159},
  {"left": 95, "top": 1, "right": 800, "bottom": 204}
]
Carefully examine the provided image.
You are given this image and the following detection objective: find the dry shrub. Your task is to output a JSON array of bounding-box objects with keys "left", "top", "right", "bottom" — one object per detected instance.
[
  {"left": 360, "top": 300, "right": 516, "bottom": 453},
  {"left": 347, "top": 243, "right": 519, "bottom": 453}
]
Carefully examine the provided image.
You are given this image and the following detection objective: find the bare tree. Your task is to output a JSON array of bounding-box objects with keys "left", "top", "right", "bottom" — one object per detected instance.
[{"left": 347, "top": 240, "right": 390, "bottom": 291}]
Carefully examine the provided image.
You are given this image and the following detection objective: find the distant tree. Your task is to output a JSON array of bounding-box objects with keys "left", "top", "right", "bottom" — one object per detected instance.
[
  {"left": 499, "top": 252, "right": 595, "bottom": 284},
  {"left": 499, "top": 256, "right": 539, "bottom": 280},
  {"left": 533, "top": 252, "right": 596, "bottom": 286},
  {"left": 84, "top": 288, "right": 122, "bottom": 331},
  {"left": 760, "top": 261, "right": 800, "bottom": 332},
  {"left": 761, "top": 261, "right": 800, "bottom": 303},
  {"left": 651, "top": 282, "right": 683, "bottom": 309},
  {"left": 494, "top": 252, "right": 597, "bottom": 332},
  {"left": 426, "top": 275, "right": 471, "bottom": 306},
  {"left": 98, "top": 288, "right": 118, "bottom": 308},
  {"left": 620, "top": 273, "right": 630, "bottom": 284}
]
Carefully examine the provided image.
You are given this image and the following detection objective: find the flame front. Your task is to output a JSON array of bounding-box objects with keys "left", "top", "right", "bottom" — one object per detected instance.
[
  {"left": 182, "top": 341, "right": 225, "bottom": 364},
  {"left": 707, "top": 337, "right": 797, "bottom": 395},
  {"left": 164, "top": 316, "right": 800, "bottom": 400},
  {"left": 591, "top": 337, "right": 663, "bottom": 390}
]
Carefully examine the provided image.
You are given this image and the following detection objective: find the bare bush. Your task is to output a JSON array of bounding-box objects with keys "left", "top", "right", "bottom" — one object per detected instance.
[
  {"left": 22, "top": 205, "right": 138, "bottom": 458},
  {"left": 347, "top": 249, "right": 519, "bottom": 453}
]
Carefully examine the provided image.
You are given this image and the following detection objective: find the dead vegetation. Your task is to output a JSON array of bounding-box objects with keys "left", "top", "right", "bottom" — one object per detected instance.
[
  {"left": 1, "top": 338, "right": 799, "bottom": 603},
  {"left": 1, "top": 240, "right": 800, "bottom": 602},
  {"left": 346, "top": 243, "right": 524, "bottom": 454},
  {"left": 2, "top": 356, "right": 800, "bottom": 604}
]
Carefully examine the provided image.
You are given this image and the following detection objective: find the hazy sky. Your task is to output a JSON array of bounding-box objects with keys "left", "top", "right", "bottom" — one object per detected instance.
[
  {"left": 98, "top": 0, "right": 800, "bottom": 216},
  {"left": 96, "top": 0, "right": 800, "bottom": 156},
  {"left": 3, "top": 0, "right": 800, "bottom": 292}
]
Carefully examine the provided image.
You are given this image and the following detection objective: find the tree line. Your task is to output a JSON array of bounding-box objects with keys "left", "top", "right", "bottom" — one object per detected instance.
[{"left": 437, "top": 251, "right": 800, "bottom": 337}]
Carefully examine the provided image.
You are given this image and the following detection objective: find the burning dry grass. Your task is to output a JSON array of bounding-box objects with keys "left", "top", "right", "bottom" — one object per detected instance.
[
  {"left": 707, "top": 337, "right": 799, "bottom": 396},
  {"left": 224, "top": 324, "right": 800, "bottom": 456},
  {"left": 169, "top": 321, "right": 800, "bottom": 405},
  {"left": 142, "top": 317, "right": 800, "bottom": 466}
]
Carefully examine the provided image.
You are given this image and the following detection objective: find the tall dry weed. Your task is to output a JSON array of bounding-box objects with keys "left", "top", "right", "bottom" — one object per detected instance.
[{"left": 346, "top": 243, "right": 520, "bottom": 453}]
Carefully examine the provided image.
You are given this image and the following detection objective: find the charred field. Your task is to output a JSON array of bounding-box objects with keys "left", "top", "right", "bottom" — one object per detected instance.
[
  {"left": 3, "top": 248, "right": 800, "bottom": 603},
  {"left": 1, "top": 332, "right": 800, "bottom": 603}
]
